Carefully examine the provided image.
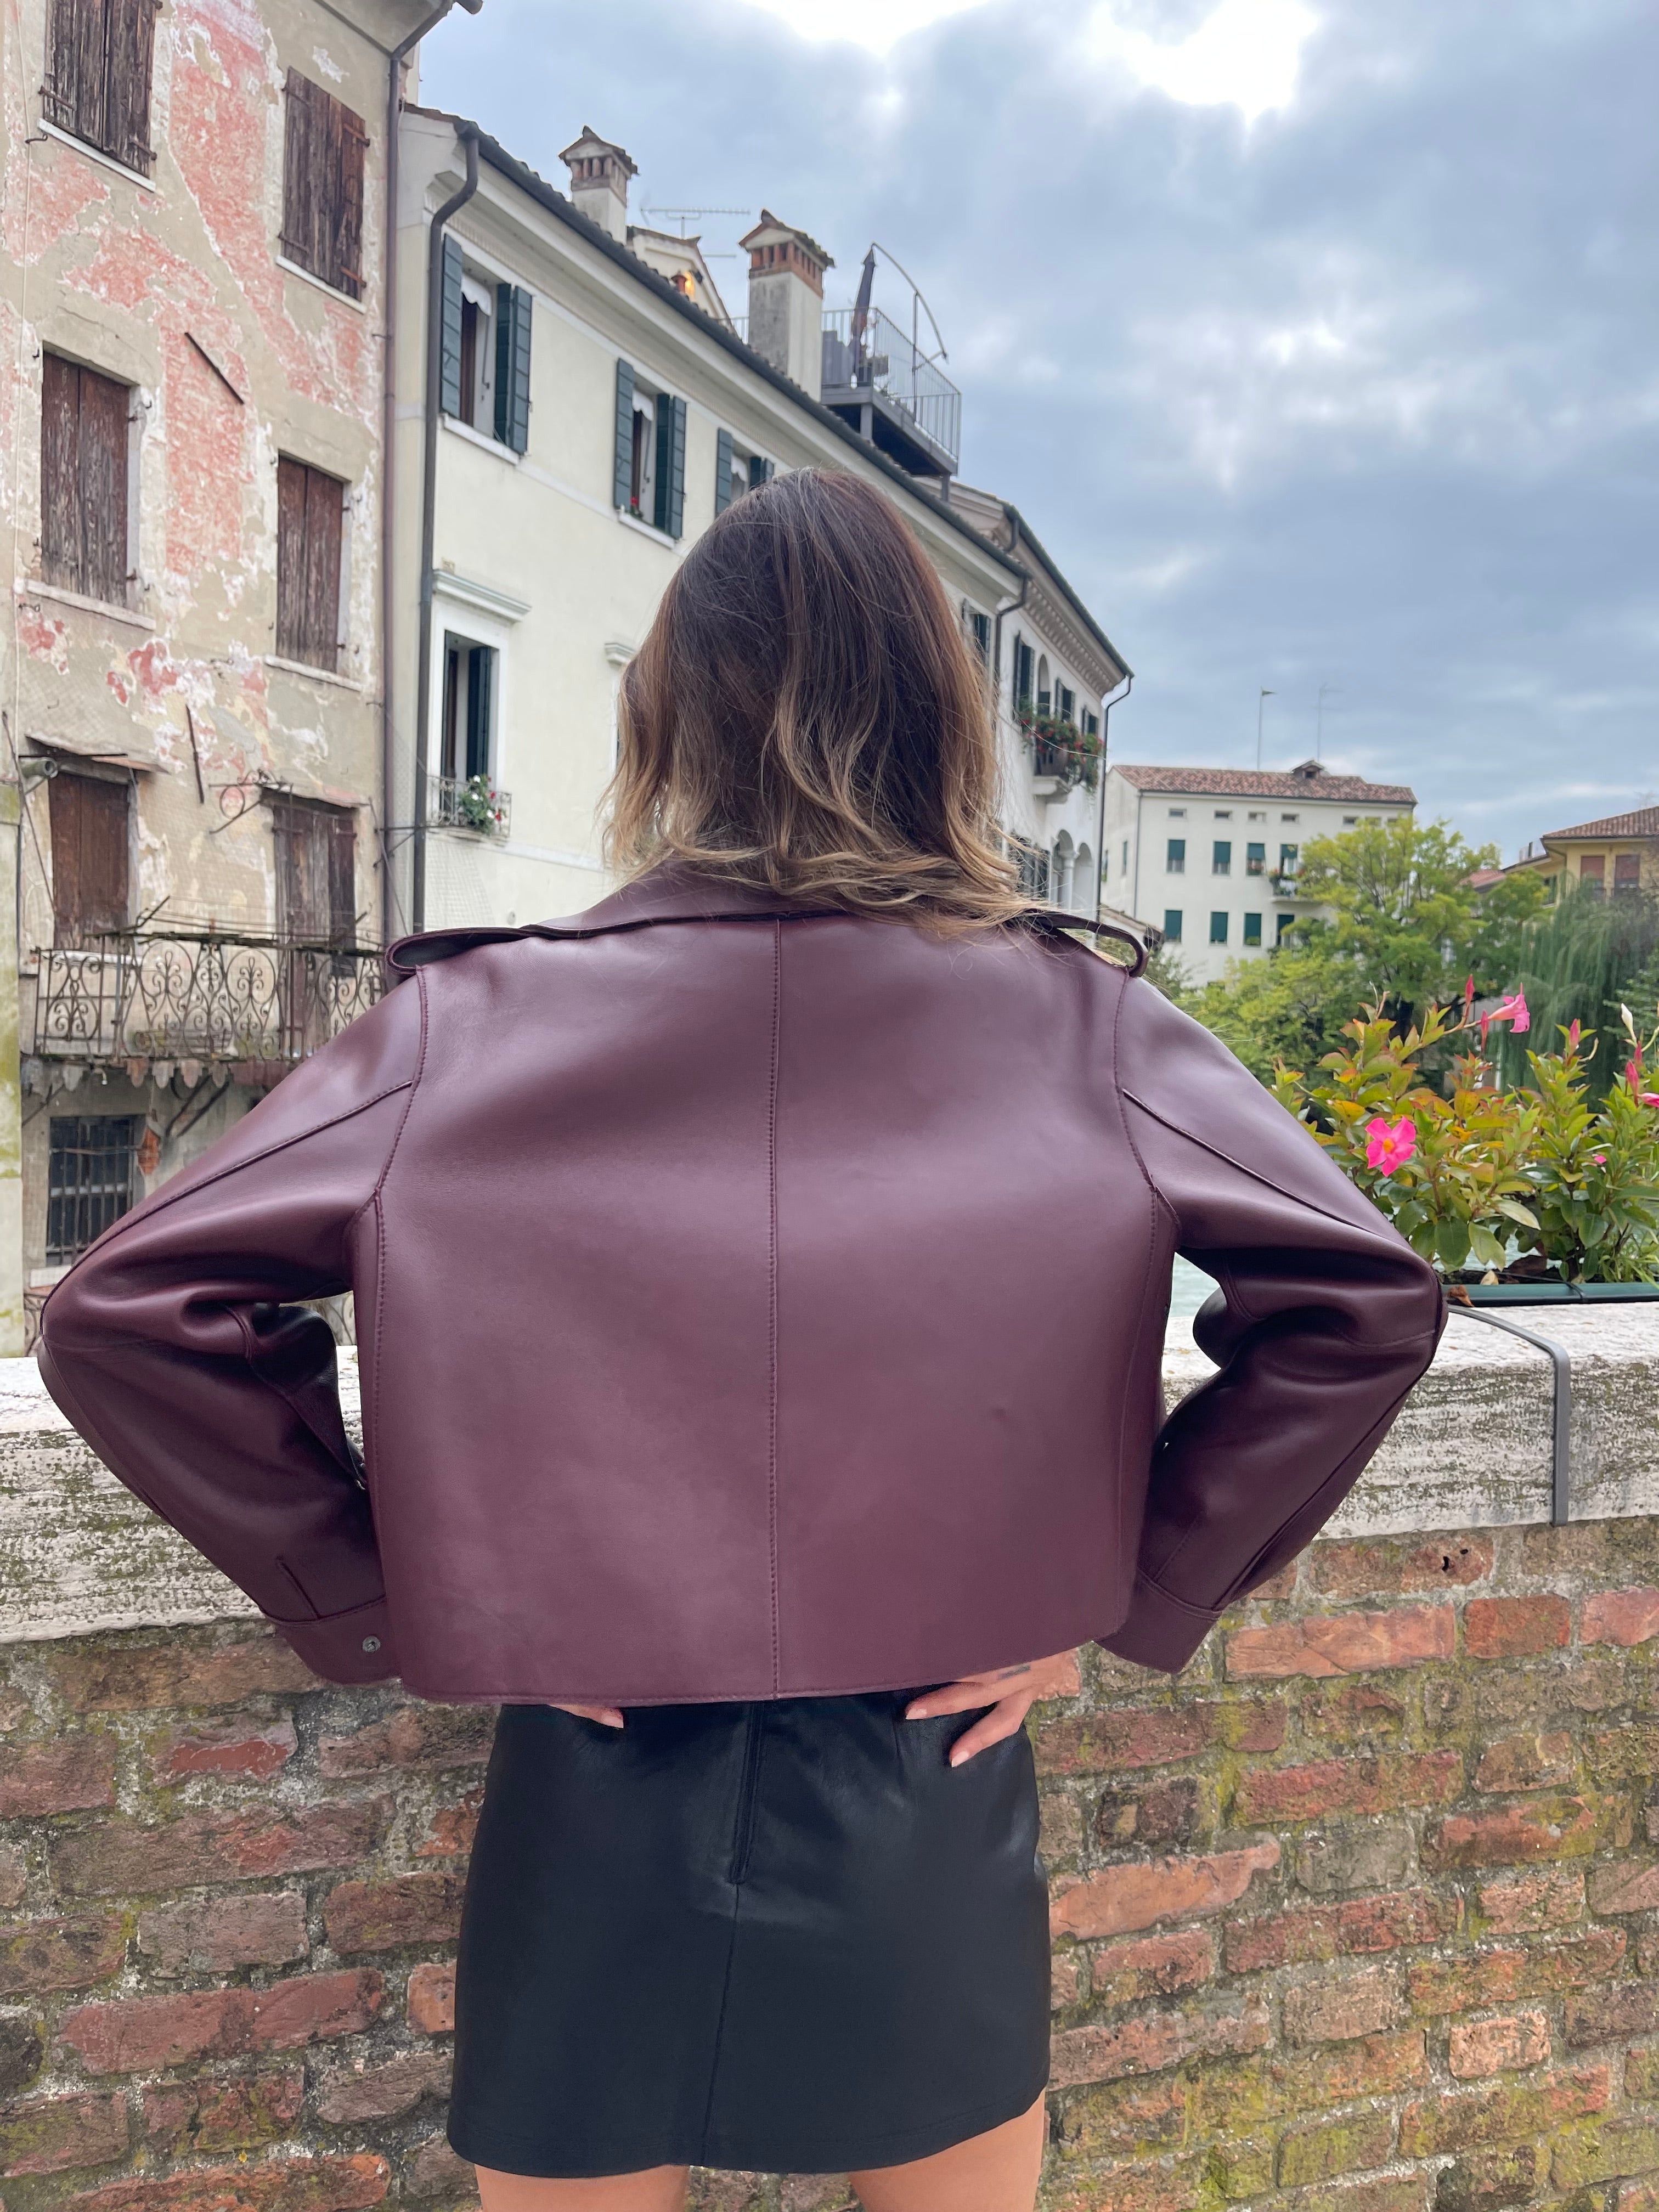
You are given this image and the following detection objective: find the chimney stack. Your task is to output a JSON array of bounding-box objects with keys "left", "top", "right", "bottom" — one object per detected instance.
[
  {"left": 740, "top": 211, "right": 832, "bottom": 392},
  {"left": 559, "top": 126, "right": 636, "bottom": 244}
]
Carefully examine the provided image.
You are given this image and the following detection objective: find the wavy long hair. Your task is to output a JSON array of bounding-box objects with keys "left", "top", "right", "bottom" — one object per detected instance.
[{"left": 606, "top": 467, "right": 1025, "bottom": 930}]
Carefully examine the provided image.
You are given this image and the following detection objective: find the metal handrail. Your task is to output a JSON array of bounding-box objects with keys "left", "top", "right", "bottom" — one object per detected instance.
[{"left": 1447, "top": 1301, "right": 1573, "bottom": 1524}]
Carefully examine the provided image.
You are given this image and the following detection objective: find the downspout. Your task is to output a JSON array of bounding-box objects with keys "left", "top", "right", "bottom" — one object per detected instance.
[
  {"left": 1095, "top": 672, "right": 1132, "bottom": 926},
  {"left": 381, "top": 1, "right": 481, "bottom": 947},
  {"left": 990, "top": 503, "right": 1031, "bottom": 886},
  {"left": 412, "top": 121, "right": 480, "bottom": 934}
]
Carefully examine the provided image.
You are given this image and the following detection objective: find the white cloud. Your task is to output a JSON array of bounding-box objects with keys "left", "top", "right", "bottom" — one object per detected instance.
[
  {"left": 1083, "top": 0, "right": 1318, "bottom": 123},
  {"left": 734, "top": 0, "right": 987, "bottom": 54}
]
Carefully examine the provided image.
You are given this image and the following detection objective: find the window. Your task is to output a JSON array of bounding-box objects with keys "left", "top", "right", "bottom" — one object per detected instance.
[
  {"left": 1246, "top": 842, "right": 1266, "bottom": 874},
  {"left": 1168, "top": 807, "right": 1186, "bottom": 818},
  {"left": 715, "top": 429, "right": 748, "bottom": 515},
  {"left": 1014, "top": 844, "right": 1049, "bottom": 900},
  {"left": 42, "top": 0, "right": 159, "bottom": 176},
  {"left": 1279, "top": 842, "right": 1299, "bottom": 875},
  {"left": 41, "top": 353, "right": 130, "bottom": 606},
  {"left": 1615, "top": 854, "right": 1641, "bottom": 895},
  {"left": 1055, "top": 681, "right": 1075, "bottom": 723},
  {"left": 1580, "top": 855, "right": 1605, "bottom": 898},
  {"left": 439, "top": 242, "right": 532, "bottom": 450},
  {"left": 1212, "top": 840, "right": 1232, "bottom": 874},
  {"left": 1243, "top": 912, "right": 1262, "bottom": 946},
  {"left": 1081, "top": 708, "right": 1099, "bottom": 739},
  {"left": 440, "top": 633, "right": 496, "bottom": 786},
  {"left": 1210, "top": 912, "right": 1228, "bottom": 944},
  {"left": 271, "top": 797, "right": 356, "bottom": 946},
  {"left": 47, "top": 1114, "right": 140, "bottom": 1262},
  {"left": 275, "top": 455, "right": 344, "bottom": 670},
  {"left": 1544, "top": 874, "right": 1559, "bottom": 904},
  {"left": 48, "top": 769, "right": 129, "bottom": 943},
  {"left": 1248, "top": 810, "right": 1265, "bottom": 822},
  {"left": 961, "top": 605, "right": 991, "bottom": 667},
  {"left": 1120, "top": 840, "right": 1128, "bottom": 873},
  {"left": 1343, "top": 815, "right": 1357, "bottom": 826},
  {"left": 1012, "top": 637, "right": 1035, "bottom": 712},
  {"left": 1214, "top": 809, "right": 1232, "bottom": 820},
  {"left": 1035, "top": 656, "right": 1049, "bottom": 713},
  {"left": 280, "top": 70, "right": 366, "bottom": 299},
  {"left": 613, "top": 360, "right": 685, "bottom": 536},
  {"left": 1277, "top": 912, "right": 1294, "bottom": 944},
  {"left": 1163, "top": 910, "right": 1182, "bottom": 942},
  {"left": 1166, "top": 838, "right": 1186, "bottom": 873},
  {"left": 1280, "top": 812, "right": 1299, "bottom": 823}
]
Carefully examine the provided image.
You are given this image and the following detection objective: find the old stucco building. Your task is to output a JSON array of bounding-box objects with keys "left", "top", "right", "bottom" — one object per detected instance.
[{"left": 0, "top": 0, "right": 477, "bottom": 1348}]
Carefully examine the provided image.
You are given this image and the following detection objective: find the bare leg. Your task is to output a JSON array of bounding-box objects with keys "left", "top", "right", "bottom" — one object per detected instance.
[
  {"left": 475, "top": 2165, "right": 689, "bottom": 2212},
  {"left": 849, "top": 2090, "right": 1047, "bottom": 2212}
]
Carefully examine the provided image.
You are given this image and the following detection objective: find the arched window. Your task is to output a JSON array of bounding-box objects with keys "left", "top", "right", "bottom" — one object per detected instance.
[
  {"left": 1075, "top": 844, "right": 1093, "bottom": 912},
  {"left": 1052, "top": 831, "right": 1075, "bottom": 910},
  {"left": 1036, "top": 654, "right": 1051, "bottom": 715}
]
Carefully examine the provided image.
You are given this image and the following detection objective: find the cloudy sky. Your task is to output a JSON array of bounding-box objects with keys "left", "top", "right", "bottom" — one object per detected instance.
[{"left": 422, "top": 0, "right": 1657, "bottom": 862}]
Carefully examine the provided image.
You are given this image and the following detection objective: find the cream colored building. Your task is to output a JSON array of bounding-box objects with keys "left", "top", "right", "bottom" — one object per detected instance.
[
  {"left": 1, "top": 0, "right": 474, "bottom": 1346},
  {"left": 1510, "top": 807, "right": 1659, "bottom": 904},
  {"left": 387, "top": 115, "right": 1130, "bottom": 939}
]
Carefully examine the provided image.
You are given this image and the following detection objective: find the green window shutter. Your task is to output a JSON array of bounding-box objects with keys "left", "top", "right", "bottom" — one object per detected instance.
[
  {"left": 494, "top": 284, "right": 532, "bottom": 453},
  {"left": 466, "top": 644, "right": 493, "bottom": 781},
  {"left": 714, "top": 427, "right": 734, "bottom": 516},
  {"left": 439, "top": 235, "right": 464, "bottom": 417},
  {"left": 613, "top": 358, "right": 634, "bottom": 510},
  {"left": 664, "top": 394, "right": 686, "bottom": 537},
  {"left": 748, "top": 453, "right": 774, "bottom": 490}
]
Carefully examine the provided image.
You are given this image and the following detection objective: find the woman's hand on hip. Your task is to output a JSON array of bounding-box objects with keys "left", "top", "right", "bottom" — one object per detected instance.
[
  {"left": 904, "top": 1651, "right": 1079, "bottom": 1767},
  {"left": 551, "top": 1702, "right": 624, "bottom": 1728}
]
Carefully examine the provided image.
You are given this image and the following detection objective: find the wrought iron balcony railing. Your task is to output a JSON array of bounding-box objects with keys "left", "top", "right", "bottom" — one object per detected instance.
[
  {"left": 26, "top": 932, "right": 383, "bottom": 1069},
  {"left": 428, "top": 774, "right": 511, "bottom": 837}
]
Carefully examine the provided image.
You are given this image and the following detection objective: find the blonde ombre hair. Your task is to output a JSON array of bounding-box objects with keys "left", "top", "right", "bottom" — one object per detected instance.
[{"left": 605, "top": 469, "right": 1026, "bottom": 931}]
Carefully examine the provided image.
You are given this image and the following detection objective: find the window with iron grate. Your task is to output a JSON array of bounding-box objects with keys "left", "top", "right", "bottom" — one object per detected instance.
[{"left": 48, "top": 1115, "right": 140, "bottom": 1261}]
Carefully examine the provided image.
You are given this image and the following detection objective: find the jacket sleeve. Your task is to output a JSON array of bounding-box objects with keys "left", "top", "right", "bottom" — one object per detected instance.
[
  {"left": 1099, "top": 977, "right": 1446, "bottom": 1674},
  {"left": 36, "top": 979, "right": 425, "bottom": 1685}
]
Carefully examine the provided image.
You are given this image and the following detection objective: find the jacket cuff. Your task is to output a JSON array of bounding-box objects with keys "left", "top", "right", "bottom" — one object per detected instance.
[
  {"left": 1097, "top": 1573, "right": 1222, "bottom": 1675},
  {"left": 270, "top": 1596, "right": 399, "bottom": 1685}
]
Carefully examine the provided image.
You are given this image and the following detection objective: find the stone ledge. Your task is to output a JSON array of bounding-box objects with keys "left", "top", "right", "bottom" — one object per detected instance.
[{"left": 4, "top": 1306, "right": 1658, "bottom": 1644}]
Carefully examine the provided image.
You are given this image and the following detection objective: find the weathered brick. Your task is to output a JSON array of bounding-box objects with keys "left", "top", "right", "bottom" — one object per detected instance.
[
  {"left": 0, "top": 2017, "right": 44, "bottom": 2100},
  {"left": 1448, "top": 2011, "right": 1551, "bottom": 2078},
  {"left": 1478, "top": 1867, "right": 1585, "bottom": 1933},
  {"left": 1277, "top": 2109, "right": 1396, "bottom": 2188},
  {"left": 1464, "top": 1596, "right": 1571, "bottom": 1659},
  {"left": 413, "top": 1788, "right": 484, "bottom": 1860},
  {"left": 1565, "top": 1981, "right": 1659, "bottom": 2047},
  {"left": 0, "top": 2093, "right": 127, "bottom": 2177},
  {"left": 1050, "top": 1999, "right": 1269, "bottom": 2087},
  {"left": 151, "top": 1720, "right": 297, "bottom": 1782},
  {"left": 1193, "top": 2031, "right": 1428, "bottom": 2131},
  {"left": 137, "top": 1893, "right": 308, "bottom": 1977},
  {"left": 1311, "top": 1533, "right": 1494, "bottom": 1598},
  {"left": 46, "top": 1633, "right": 320, "bottom": 1713},
  {"left": 1235, "top": 1751, "right": 1462, "bottom": 1825},
  {"left": 1228, "top": 1893, "right": 1460, "bottom": 1977},
  {"left": 1090, "top": 1929, "right": 1215, "bottom": 2004},
  {"left": 1045, "top": 2158, "right": 1217, "bottom": 2212},
  {"left": 315, "top": 2052, "right": 453, "bottom": 2126},
  {"left": 1409, "top": 1930, "right": 1626, "bottom": 2015},
  {"left": 1299, "top": 1683, "right": 1409, "bottom": 1750},
  {"left": 1590, "top": 1859, "right": 1659, "bottom": 1914},
  {"left": 1475, "top": 1730, "right": 1576, "bottom": 1792},
  {"left": 61, "top": 2154, "right": 388, "bottom": 2212},
  {"left": 1628, "top": 2048, "right": 1659, "bottom": 2101},
  {"left": 1050, "top": 1840, "right": 1279, "bottom": 1940},
  {"left": 50, "top": 1801, "right": 390, "bottom": 1898},
  {"left": 60, "top": 1968, "right": 383, "bottom": 2073},
  {"left": 1041, "top": 1792, "right": 1085, "bottom": 1866},
  {"left": 0, "top": 1738, "right": 115, "bottom": 1816},
  {"left": 1588, "top": 1725, "right": 1659, "bottom": 1781},
  {"left": 1583, "top": 1588, "right": 1659, "bottom": 1649},
  {"left": 1554, "top": 2118, "right": 1659, "bottom": 2188},
  {"left": 1295, "top": 1822, "right": 1413, "bottom": 1895},
  {"left": 1033, "top": 1700, "right": 1282, "bottom": 1779},
  {"left": 141, "top": 2073, "right": 304, "bottom": 2154},
  {"left": 1282, "top": 1967, "right": 1401, "bottom": 2046},
  {"left": 402, "top": 2136, "right": 474, "bottom": 2202},
  {"left": 323, "top": 1874, "right": 464, "bottom": 1955},
  {"left": 1423, "top": 1794, "right": 1604, "bottom": 1869},
  {"left": 1276, "top": 2182, "right": 1429, "bottom": 2212},
  {"left": 406, "top": 1962, "right": 455, "bottom": 2035},
  {"left": 0, "top": 1841, "right": 26, "bottom": 1907},
  {"left": 1094, "top": 1776, "right": 1203, "bottom": 1849},
  {"left": 1226, "top": 1606, "right": 1455, "bottom": 1679},
  {"left": 0, "top": 1915, "right": 125, "bottom": 1996},
  {"left": 1054, "top": 2074, "right": 1186, "bottom": 2160},
  {"left": 1400, "top": 2067, "right": 1611, "bottom": 2155},
  {"left": 317, "top": 1706, "right": 494, "bottom": 1779},
  {"left": 1051, "top": 1951, "right": 1082, "bottom": 2010},
  {"left": 1432, "top": 2147, "right": 1546, "bottom": 2212}
]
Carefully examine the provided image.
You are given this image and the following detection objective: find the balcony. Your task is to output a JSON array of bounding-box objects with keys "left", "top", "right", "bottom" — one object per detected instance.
[
  {"left": 1269, "top": 868, "right": 1302, "bottom": 899},
  {"left": 820, "top": 307, "right": 961, "bottom": 480},
  {"left": 25, "top": 932, "right": 383, "bottom": 1076},
  {"left": 428, "top": 773, "right": 511, "bottom": 838},
  {"left": 1022, "top": 713, "right": 1103, "bottom": 800}
]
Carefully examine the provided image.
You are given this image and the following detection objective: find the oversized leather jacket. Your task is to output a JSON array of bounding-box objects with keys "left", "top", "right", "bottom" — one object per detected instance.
[{"left": 38, "top": 867, "right": 1444, "bottom": 1702}]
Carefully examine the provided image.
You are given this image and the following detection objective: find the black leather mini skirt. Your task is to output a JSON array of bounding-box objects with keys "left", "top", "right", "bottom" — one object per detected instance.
[{"left": 445, "top": 1690, "right": 1051, "bottom": 2178}]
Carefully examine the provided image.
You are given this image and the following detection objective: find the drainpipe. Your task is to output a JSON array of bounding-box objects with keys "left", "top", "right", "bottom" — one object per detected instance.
[
  {"left": 381, "top": 3, "right": 482, "bottom": 947},
  {"left": 1095, "top": 671, "right": 1132, "bottom": 926},
  {"left": 990, "top": 503, "right": 1031, "bottom": 887},
  {"left": 411, "top": 121, "right": 480, "bottom": 934}
]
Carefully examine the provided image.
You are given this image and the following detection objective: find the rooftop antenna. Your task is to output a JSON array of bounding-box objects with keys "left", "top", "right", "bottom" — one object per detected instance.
[{"left": 641, "top": 205, "right": 751, "bottom": 239}]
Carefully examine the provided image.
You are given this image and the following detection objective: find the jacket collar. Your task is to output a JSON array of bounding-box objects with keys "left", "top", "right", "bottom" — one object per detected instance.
[{"left": 540, "top": 861, "right": 825, "bottom": 935}]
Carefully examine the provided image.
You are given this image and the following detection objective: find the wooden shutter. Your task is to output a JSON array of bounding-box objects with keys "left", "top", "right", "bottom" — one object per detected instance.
[
  {"left": 106, "top": 0, "right": 159, "bottom": 175},
  {"left": 281, "top": 70, "right": 319, "bottom": 271},
  {"left": 660, "top": 394, "right": 686, "bottom": 538},
  {"left": 49, "top": 772, "right": 129, "bottom": 943},
  {"left": 42, "top": 0, "right": 107, "bottom": 145},
  {"left": 465, "top": 645, "right": 493, "bottom": 780},
  {"left": 439, "top": 236, "right": 464, "bottom": 416},
  {"left": 612, "top": 358, "right": 634, "bottom": 510},
  {"left": 282, "top": 71, "right": 365, "bottom": 297},
  {"left": 41, "top": 354, "right": 127, "bottom": 603},
  {"left": 714, "top": 427, "right": 734, "bottom": 516},
  {"left": 326, "top": 809, "right": 357, "bottom": 941},
  {"left": 494, "top": 284, "right": 532, "bottom": 453},
  {"left": 276, "top": 456, "right": 343, "bottom": 669},
  {"left": 334, "top": 101, "right": 367, "bottom": 299},
  {"left": 41, "top": 353, "right": 82, "bottom": 592},
  {"left": 747, "top": 453, "right": 774, "bottom": 490}
]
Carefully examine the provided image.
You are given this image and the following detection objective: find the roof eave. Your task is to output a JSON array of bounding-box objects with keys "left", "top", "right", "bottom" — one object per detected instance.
[{"left": 998, "top": 498, "right": 1132, "bottom": 683}]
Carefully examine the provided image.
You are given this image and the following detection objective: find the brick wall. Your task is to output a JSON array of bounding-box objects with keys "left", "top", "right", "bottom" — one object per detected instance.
[{"left": 9, "top": 1518, "right": 1659, "bottom": 2211}]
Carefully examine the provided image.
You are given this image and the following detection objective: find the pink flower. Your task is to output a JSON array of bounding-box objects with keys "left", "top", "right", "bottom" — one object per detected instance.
[
  {"left": 1463, "top": 975, "right": 1476, "bottom": 1022},
  {"left": 1365, "top": 1116, "right": 1417, "bottom": 1175},
  {"left": 1482, "top": 991, "right": 1530, "bottom": 1039},
  {"left": 1592, "top": 1152, "right": 1607, "bottom": 1164},
  {"left": 1567, "top": 1019, "right": 1582, "bottom": 1048}
]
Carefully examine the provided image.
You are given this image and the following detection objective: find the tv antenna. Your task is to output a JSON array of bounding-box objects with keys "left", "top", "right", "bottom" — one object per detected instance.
[{"left": 641, "top": 205, "right": 752, "bottom": 239}]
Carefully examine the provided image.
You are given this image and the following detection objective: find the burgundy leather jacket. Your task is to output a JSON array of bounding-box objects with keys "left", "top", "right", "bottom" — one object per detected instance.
[{"left": 38, "top": 868, "right": 1444, "bottom": 1701}]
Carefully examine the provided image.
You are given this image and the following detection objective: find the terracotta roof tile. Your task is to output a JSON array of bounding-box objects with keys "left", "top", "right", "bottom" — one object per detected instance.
[
  {"left": 1110, "top": 763, "right": 1416, "bottom": 805},
  {"left": 1543, "top": 806, "right": 1659, "bottom": 842}
]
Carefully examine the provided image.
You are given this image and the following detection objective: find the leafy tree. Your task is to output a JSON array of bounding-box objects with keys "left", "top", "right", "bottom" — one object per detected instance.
[{"left": 1488, "top": 884, "right": 1659, "bottom": 1102}]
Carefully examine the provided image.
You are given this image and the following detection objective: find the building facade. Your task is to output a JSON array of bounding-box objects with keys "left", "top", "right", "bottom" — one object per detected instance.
[
  {"left": 1511, "top": 806, "right": 1659, "bottom": 904},
  {"left": 387, "top": 115, "right": 1129, "bottom": 940},
  {"left": 1104, "top": 761, "right": 1417, "bottom": 986},
  {"left": 1, "top": 0, "right": 453, "bottom": 1346}
]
